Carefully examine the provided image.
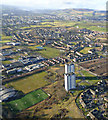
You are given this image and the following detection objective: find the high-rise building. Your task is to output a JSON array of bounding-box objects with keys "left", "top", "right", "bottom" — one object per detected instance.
[
  {"left": 64, "top": 63, "right": 76, "bottom": 91},
  {"left": 65, "top": 63, "right": 75, "bottom": 73}
]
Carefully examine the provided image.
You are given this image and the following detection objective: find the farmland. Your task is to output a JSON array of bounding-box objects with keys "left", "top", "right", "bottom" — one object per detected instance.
[{"left": 5, "top": 89, "right": 48, "bottom": 113}]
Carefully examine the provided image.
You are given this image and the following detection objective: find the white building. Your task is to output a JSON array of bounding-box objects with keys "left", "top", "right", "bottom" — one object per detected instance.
[
  {"left": 65, "top": 73, "right": 76, "bottom": 91},
  {"left": 64, "top": 63, "right": 76, "bottom": 91},
  {"left": 65, "top": 63, "right": 75, "bottom": 74}
]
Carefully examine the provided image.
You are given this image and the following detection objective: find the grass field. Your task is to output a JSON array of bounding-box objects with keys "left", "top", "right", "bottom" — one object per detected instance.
[
  {"left": 88, "top": 79, "right": 100, "bottom": 84},
  {"left": 31, "top": 80, "right": 85, "bottom": 119},
  {"left": 20, "top": 21, "right": 106, "bottom": 32},
  {"left": 78, "top": 70, "right": 100, "bottom": 85},
  {"left": 75, "top": 64, "right": 100, "bottom": 85},
  {"left": 2, "top": 35, "right": 12, "bottom": 40},
  {"left": 52, "top": 21, "right": 77, "bottom": 27},
  {"left": 0, "top": 40, "right": 11, "bottom": 43},
  {"left": 80, "top": 47, "right": 92, "bottom": 54},
  {"left": 81, "top": 70, "right": 94, "bottom": 77},
  {"left": 1, "top": 46, "right": 12, "bottom": 49},
  {"left": 20, "top": 26, "right": 31, "bottom": 29},
  {"left": 2, "top": 60, "right": 12, "bottom": 65},
  {"left": 37, "top": 47, "right": 63, "bottom": 58},
  {"left": 21, "top": 21, "right": 77, "bottom": 29},
  {"left": 28, "top": 45, "right": 42, "bottom": 50},
  {"left": 74, "top": 22, "right": 106, "bottom": 32},
  {"left": 8, "top": 71, "right": 48, "bottom": 94},
  {"left": 6, "top": 89, "right": 48, "bottom": 113}
]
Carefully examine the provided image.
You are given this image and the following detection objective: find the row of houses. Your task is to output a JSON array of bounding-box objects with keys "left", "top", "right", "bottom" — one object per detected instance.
[
  {"left": 2, "top": 55, "right": 68, "bottom": 80},
  {"left": 42, "top": 57, "right": 68, "bottom": 66},
  {"left": 2, "top": 50, "right": 17, "bottom": 56},
  {"left": 73, "top": 53, "right": 101, "bottom": 62},
  {"left": 2, "top": 56, "right": 45, "bottom": 78}
]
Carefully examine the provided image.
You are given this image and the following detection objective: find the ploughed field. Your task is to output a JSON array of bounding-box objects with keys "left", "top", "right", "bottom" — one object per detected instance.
[{"left": 79, "top": 58, "right": 107, "bottom": 76}]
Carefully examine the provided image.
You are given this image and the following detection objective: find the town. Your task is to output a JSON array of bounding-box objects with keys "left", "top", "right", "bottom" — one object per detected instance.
[{"left": 1, "top": 5, "right": 108, "bottom": 120}]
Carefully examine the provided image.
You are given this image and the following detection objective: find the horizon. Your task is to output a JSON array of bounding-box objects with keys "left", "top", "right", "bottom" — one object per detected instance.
[{"left": 1, "top": 0, "right": 107, "bottom": 11}]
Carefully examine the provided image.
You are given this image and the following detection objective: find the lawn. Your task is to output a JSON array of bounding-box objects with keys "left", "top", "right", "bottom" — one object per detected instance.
[
  {"left": 8, "top": 71, "right": 48, "bottom": 94},
  {"left": 37, "top": 47, "right": 63, "bottom": 58},
  {"left": 6, "top": 89, "right": 48, "bottom": 113},
  {"left": 80, "top": 47, "right": 92, "bottom": 54}
]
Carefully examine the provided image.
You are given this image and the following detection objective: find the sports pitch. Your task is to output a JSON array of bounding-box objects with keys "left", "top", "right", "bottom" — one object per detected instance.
[{"left": 6, "top": 89, "right": 48, "bottom": 113}]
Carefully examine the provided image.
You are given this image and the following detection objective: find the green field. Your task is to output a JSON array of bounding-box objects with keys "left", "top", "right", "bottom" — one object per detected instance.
[
  {"left": 1, "top": 46, "right": 12, "bottom": 49},
  {"left": 74, "top": 22, "right": 106, "bottom": 32},
  {"left": 6, "top": 89, "right": 48, "bottom": 113},
  {"left": 8, "top": 71, "right": 48, "bottom": 94},
  {"left": 51, "top": 21, "right": 76, "bottom": 27},
  {"left": 80, "top": 47, "right": 92, "bottom": 54},
  {"left": 75, "top": 65, "right": 100, "bottom": 86},
  {"left": 2, "top": 60, "right": 12, "bottom": 65},
  {"left": 37, "top": 47, "right": 63, "bottom": 58},
  {"left": 20, "top": 26, "right": 31, "bottom": 29},
  {"left": 0, "top": 40, "right": 11, "bottom": 43},
  {"left": 81, "top": 70, "right": 94, "bottom": 77},
  {"left": 78, "top": 70, "right": 100, "bottom": 85},
  {"left": 2, "top": 35, "right": 12, "bottom": 40},
  {"left": 20, "top": 21, "right": 106, "bottom": 32},
  {"left": 34, "top": 21, "right": 76, "bottom": 27},
  {"left": 21, "top": 21, "right": 77, "bottom": 29},
  {"left": 28, "top": 45, "right": 42, "bottom": 50},
  {"left": 88, "top": 79, "right": 100, "bottom": 84}
]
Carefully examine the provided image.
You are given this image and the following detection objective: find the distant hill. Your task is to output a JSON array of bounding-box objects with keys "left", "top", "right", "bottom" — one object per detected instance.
[
  {"left": 1, "top": 5, "right": 106, "bottom": 17},
  {"left": 73, "top": 8, "right": 95, "bottom": 11},
  {"left": 1, "top": 5, "right": 34, "bottom": 16}
]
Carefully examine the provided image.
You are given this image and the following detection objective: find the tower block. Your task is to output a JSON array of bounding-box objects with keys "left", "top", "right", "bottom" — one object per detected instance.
[{"left": 64, "top": 63, "right": 76, "bottom": 91}]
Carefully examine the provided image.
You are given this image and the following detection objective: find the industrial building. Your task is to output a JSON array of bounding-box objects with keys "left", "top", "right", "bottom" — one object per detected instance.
[
  {"left": 0, "top": 87, "right": 16, "bottom": 102},
  {"left": 64, "top": 63, "right": 76, "bottom": 91}
]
